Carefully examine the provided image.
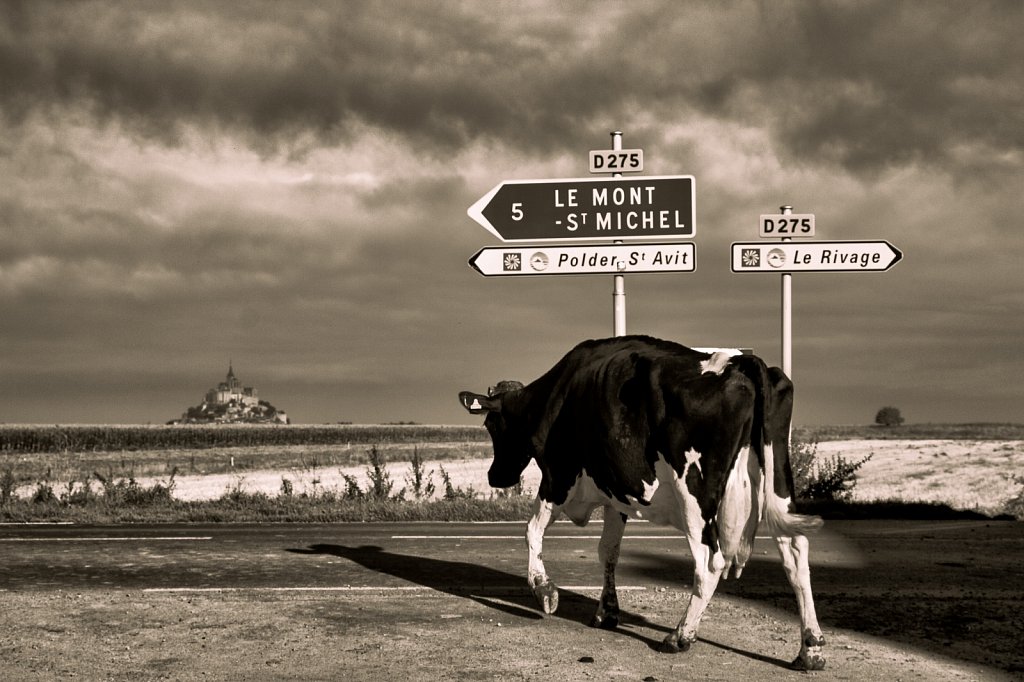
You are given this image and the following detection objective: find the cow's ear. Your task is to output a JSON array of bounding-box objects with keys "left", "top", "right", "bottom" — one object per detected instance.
[{"left": 459, "top": 391, "right": 500, "bottom": 414}]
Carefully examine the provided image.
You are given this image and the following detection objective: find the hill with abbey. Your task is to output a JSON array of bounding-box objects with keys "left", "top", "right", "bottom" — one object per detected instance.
[{"left": 171, "top": 364, "right": 289, "bottom": 424}]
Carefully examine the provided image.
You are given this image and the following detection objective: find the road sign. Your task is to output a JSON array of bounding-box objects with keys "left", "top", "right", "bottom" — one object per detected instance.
[
  {"left": 759, "top": 213, "right": 815, "bottom": 238},
  {"left": 467, "top": 175, "right": 695, "bottom": 242},
  {"left": 469, "top": 242, "right": 695, "bottom": 277},
  {"left": 589, "top": 148, "right": 643, "bottom": 173},
  {"left": 731, "top": 241, "right": 902, "bottom": 272}
]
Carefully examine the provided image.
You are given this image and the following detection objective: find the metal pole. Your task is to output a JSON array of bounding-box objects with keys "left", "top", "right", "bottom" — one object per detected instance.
[
  {"left": 612, "top": 131, "right": 626, "bottom": 337},
  {"left": 780, "top": 205, "right": 793, "bottom": 378}
]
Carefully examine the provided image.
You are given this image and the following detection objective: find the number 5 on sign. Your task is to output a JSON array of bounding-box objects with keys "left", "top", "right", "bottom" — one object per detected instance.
[{"left": 511, "top": 202, "right": 523, "bottom": 221}]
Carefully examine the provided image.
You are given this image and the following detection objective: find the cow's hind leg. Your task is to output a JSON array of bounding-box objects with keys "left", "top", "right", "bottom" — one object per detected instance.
[
  {"left": 590, "top": 508, "right": 626, "bottom": 629},
  {"left": 526, "top": 496, "right": 561, "bottom": 614},
  {"left": 776, "top": 534, "right": 826, "bottom": 670},
  {"left": 659, "top": 535, "right": 725, "bottom": 653}
]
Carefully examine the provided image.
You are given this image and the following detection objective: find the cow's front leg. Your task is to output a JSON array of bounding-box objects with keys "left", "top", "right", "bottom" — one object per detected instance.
[
  {"left": 526, "top": 495, "right": 560, "bottom": 614},
  {"left": 776, "top": 534, "right": 826, "bottom": 670},
  {"left": 590, "top": 508, "right": 626, "bottom": 629},
  {"left": 659, "top": 536, "right": 725, "bottom": 653}
]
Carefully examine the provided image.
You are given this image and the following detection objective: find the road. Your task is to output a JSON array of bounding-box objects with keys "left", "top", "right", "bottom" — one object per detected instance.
[{"left": 1, "top": 520, "right": 1021, "bottom": 680}]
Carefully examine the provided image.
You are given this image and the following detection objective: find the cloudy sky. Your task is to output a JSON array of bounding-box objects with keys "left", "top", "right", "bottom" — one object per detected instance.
[{"left": 1, "top": 0, "right": 1022, "bottom": 426}]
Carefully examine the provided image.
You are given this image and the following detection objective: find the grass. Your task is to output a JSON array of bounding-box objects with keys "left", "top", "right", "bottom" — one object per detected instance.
[
  {"left": 0, "top": 442, "right": 495, "bottom": 490},
  {"left": 2, "top": 423, "right": 1023, "bottom": 523},
  {"left": 0, "top": 486, "right": 536, "bottom": 524},
  {"left": 794, "top": 423, "right": 1024, "bottom": 441}
]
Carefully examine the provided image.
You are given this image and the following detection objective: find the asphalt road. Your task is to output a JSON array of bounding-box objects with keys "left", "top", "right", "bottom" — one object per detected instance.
[
  {"left": 0, "top": 520, "right": 871, "bottom": 594},
  {"left": 1, "top": 519, "right": 1022, "bottom": 680}
]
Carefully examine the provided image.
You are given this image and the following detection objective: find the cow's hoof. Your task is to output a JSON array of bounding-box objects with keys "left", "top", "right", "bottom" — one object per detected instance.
[
  {"left": 656, "top": 636, "right": 692, "bottom": 654},
  {"left": 533, "top": 581, "right": 559, "bottom": 614},
  {"left": 791, "top": 631, "right": 826, "bottom": 670},
  {"left": 790, "top": 654, "right": 826, "bottom": 671},
  {"left": 588, "top": 613, "right": 619, "bottom": 630}
]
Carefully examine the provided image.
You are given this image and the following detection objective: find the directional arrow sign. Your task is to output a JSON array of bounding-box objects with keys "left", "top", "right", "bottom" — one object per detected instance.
[
  {"left": 467, "top": 175, "right": 695, "bottom": 242},
  {"left": 469, "top": 243, "right": 695, "bottom": 276},
  {"left": 731, "top": 240, "right": 902, "bottom": 272}
]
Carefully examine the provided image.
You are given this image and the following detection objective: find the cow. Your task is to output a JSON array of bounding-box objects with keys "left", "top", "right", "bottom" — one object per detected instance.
[{"left": 459, "top": 335, "right": 826, "bottom": 670}]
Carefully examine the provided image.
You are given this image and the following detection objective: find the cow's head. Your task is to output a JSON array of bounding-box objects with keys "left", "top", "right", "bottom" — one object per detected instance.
[{"left": 459, "top": 380, "right": 532, "bottom": 488}]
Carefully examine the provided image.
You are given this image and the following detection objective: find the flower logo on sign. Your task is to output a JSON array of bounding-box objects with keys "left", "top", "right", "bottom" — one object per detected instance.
[
  {"left": 502, "top": 253, "right": 522, "bottom": 271},
  {"left": 741, "top": 248, "right": 761, "bottom": 268}
]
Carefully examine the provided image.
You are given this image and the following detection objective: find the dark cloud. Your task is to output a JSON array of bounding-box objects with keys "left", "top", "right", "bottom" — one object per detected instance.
[{"left": 3, "top": 1, "right": 1017, "bottom": 174}]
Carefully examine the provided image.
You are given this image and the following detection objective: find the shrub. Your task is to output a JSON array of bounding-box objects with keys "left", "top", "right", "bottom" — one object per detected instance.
[
  {"left": 800, "top": 452, "right": 873, "bottom": 501},
  {"left": 95, "top": 469, "right": 177, "bottom": 506},
  {"left": 341, "top": 474, "right": 364, "bottom": 500},
  {"left": 280, "top": 477, "right": 294, "bottom": 497},
  {"left": 790, "top": 432, "right": 818, "bottom": 497},
  {"left": 405, "top": 447, "right": 436, "bottom": 500},
  {"left": 439, "top": 466, "right": 476, "bottom": 501},
  {"left": 1002, "top": 475, "right": 1024, "bottom": 520},
  {"left": 791, "top": 430, "right": 872, "bottom": 502},
  {"left": 875, "top": 406, "right": 905, "bottom": 426},
  {"left": 0, "top": 469, "right": 16, "bottom": 505},
  {"left": 60, "top": 479, "right": 99, "bottom": 506},
  {"left": 31, "top": 481, "right": 57, "bottom": 504},
  {"left": 365, "top": 446, "right": 399, "bottom": 500}
]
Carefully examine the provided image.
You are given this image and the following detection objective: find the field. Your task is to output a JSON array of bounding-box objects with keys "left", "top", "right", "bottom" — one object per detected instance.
[{"left": 2, "top": 423, "right": 1023, "bottom": 521}]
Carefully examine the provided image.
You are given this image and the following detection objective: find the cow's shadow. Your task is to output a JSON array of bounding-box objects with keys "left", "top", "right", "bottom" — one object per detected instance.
[
  {"left": 287, "top": 543, "right": 791, "bottom": 667},
  {"left": 288, "top": 543, "right": 667, "bottom": 649}
]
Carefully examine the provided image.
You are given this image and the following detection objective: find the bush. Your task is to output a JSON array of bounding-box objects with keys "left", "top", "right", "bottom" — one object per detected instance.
[
  {"left": 800, "top": 452, "right": 873, "bottom": 501},
  {"left": 791, "top": 430, "right": 872, "bottom": 501},
  {"left": 439, "top": 466, "right": 477, "bottom": 501},
  {"left": 790, "top": 432, "right": 818, "bottom": 497},
  {"left": 365, "top": 446, "right": 398, "bottom": 500},
  {"left": 875, "top": 406, "right": 905, "bottom": 426},
  {"left": 1002, "top": 475, "right": 1024, "bottom": 520},
  {"left": 0, "top": 469, "right": 16, "bottom": 505},
  {"left": 405, "top": 447, "right": 436, "bottom": 500},
  {"left": 31, "top": 481, "right": 57, "bottom": 505},
  {"left": 341, "top": 474, "right": 364, "bottom": 500}
]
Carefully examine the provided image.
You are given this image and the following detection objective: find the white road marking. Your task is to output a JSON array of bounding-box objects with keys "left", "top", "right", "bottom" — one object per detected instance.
[
  {"left": 392, "top": 535, "right": 772, "bottom": 540},
  {"left": 0, "top": 536, "right": 212, "bottom": 542},
  {"left": 143, "top": 585, "right": 647, "bottom": 594},
  {"left": 392, "top": 535, "right": 675, "bottom": 540}
]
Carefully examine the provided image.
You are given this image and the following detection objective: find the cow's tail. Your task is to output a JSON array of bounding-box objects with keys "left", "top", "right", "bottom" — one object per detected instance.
[
  {"left": 736, "top": 356, "right": 823, "bottom": 538},
  {"left": 761, "top": 448, "right": 823, "bottom": 537}
]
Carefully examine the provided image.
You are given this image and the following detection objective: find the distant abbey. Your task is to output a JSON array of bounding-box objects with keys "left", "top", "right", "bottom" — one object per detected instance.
[
  {"left": 206, "top": 363, "right": 259, "bottom": 407},
  {"left": 173, "top": 363, "right": 290, "bottom": 424}
]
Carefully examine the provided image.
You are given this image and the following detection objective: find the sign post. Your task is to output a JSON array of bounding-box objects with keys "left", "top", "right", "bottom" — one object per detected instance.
[
  {"left": 780, "top": 206, "right": 794, "bottom": 378},
  {"left": 611, "top": 132, "right": 626, "bottom": 337},
  {"left": 732, "top": 208, "right": 903, "bottom": 381}
]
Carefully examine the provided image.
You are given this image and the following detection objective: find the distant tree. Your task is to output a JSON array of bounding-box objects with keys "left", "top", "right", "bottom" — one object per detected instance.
[{"left": 875, "top": 406, "right": 905, "bottom": 427}]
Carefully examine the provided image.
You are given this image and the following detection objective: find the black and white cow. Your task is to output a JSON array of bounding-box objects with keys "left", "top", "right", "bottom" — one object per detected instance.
[{"left": 459, "top": 335, "right": 826, "bottom": 670}]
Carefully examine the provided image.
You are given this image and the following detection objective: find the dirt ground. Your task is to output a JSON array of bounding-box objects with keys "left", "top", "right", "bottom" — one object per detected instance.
[{"left": 1, "top": 583, "right": 1017, "bottom": 681}]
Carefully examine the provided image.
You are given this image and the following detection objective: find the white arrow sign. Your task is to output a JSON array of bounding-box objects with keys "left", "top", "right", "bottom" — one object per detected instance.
[
  {"left": 467, "top": 175, "right": 696, "bottom": 242},
  {"left": 469, "top": 243, "right": 695, "bottom": 277},
  {"left": 731, "top": 240, "right": 902, "bottom": 272}
]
